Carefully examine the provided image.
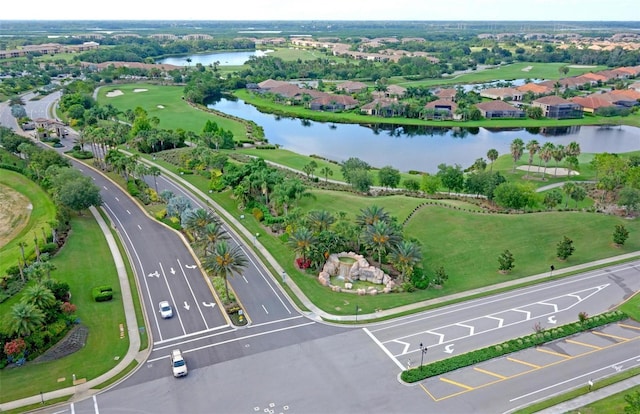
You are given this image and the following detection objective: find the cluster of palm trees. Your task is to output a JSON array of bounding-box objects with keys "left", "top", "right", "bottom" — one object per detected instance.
[
  {"left": 181, "top": 208, "right": 247, "bottom": 303},
  {"left": 509, "top": 138, "right": 581, "bottom": 179},
  {"left": 287, "top": 206, "right": 423, "bottom": 284}
]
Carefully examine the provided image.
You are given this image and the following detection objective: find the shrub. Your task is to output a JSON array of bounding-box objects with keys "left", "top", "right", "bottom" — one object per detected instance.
[
  {"left": 252, "top": 207, "right": 264, "bottom": 222},
  {"left": 92, "top": 285, "right": 113, "bottom": 302},
  {"left": 40, "top": 242, "right": 58, "bottom": 254}
]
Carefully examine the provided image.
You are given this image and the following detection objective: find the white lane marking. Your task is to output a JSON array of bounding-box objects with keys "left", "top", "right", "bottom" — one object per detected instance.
[
  {"left": 103, "top": 202, "right": 161, "bottom": 341},
  {"left": 391, "top": 339, "right": 411, "bottom": 355},
  {"left": 153, "top": 324, "right": 231, "bottom": 346},
  {"left": 177, "top": 258, "right": 209, "bottom": 329},
  {"left": 456, "top": 323, "right": 475, "bottom": 335},
  {"left": 512, "top": 309, "right": 532, "bottom": 319},
  {"left": 93, "top": 395, "right": 99, "bottom": 414},
  {"left": 508, "top": 353, "right": 640, "bottom": 403},
  {"left": 70, "top": 403, "right": 75, "bottom": 414},
  {"left": 126, "top": 210, "right": 131, "bottom": 215},
  {"left": 243, "top": 275, "right": 249, "bottom": 283},
  {"left": 426, "top": 330, "right": 445, "bottom": 344},
  {"left": 363, "top": 327, "right": 405, "bottom": 370},
  {"left": 148, "top": 321, "right": 317, "bottom": 362},
  {"left": 370, "top": 263, "right": 632, "bottom": 333},
  {"left": 444, "top": 344, "right": 455, "bottom": 354},
  {"left": 159, "top": 262, "right": 187, "bottom": 335},
  {"left": 249, "top": 315, "right": 304, "bottom": 329},
  {"left": 103, "top": 185, "right": 108, "bottom": 190},
  {"left": 486, "top": 315, "right": 504, "bottom": 327},
  {"left": 538, "top": 301, "right": 558, "bottom": 313},
  {"left": 262, "top": 304, "right": 269, "bottom": 314},
  {"left": 137, "top": 224, "right": 142, "bottom": 230},
  {"left": 115, "top": 197, "right": 119, "bottom": 202}
]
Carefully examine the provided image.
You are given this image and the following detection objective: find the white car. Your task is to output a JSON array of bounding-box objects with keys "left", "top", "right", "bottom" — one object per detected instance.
[
  {"left": 170, "top": 349, "right": 188, "bottom": 377},
  {"left": 159, "top": 301, "right": 173, "bottom": 319}
]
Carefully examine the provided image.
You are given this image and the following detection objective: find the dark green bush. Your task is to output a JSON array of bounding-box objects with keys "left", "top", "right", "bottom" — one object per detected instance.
[
  {"left": 92, "top": 285, "right": 113, "bottom": 302},
  {"left": 40, "top": 242, "right": 58, "bottom": 254}
]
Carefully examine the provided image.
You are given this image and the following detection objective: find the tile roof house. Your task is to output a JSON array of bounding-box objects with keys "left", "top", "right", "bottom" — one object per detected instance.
[
  {"left": 479, "top": 87, "right": 523, "bottom": 101},
  {"left": 310, "top": 94, "right": 358, "bottom": 111},
  {"left": 336, "top": 81, "right": 368, "bottom": 93},
  {"left": 435, "top": 88, "right": 457, "bottom": 102},
  {"left": 475, "top": 101, "right": 525, "bottom": 119},
  {"left": 360, "top": 98, "right": 402, "bottom": 117},
  {"left": 581, "top": 72, "right": 609, "bottom": 83},
  {"left": 570, "top": 95, "right": 616, "bottom": 113},
  {"left": 424, "top": 99, "right": 459, "bottom": 120},
  {"left": 257, "top": 79, "right": 291, "bottom": 90},
  {"left": 532, "top": 96, "right": 583, "bottom": 119},
  {"left": 517, "top": 83, "right": 554, "bottom": 95}
]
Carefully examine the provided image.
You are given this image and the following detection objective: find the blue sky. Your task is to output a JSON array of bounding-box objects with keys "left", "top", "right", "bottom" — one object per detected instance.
[{"left": 5, "top": 0, "right": 640, "bottom": 21}]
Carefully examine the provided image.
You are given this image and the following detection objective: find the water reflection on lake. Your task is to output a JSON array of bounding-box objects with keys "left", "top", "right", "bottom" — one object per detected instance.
[
  {"left": 208, "top": 97, "right": 640, "bottom": 173},
  {"left": 156, "top": 50, "right": 272, "bottom": 66}
]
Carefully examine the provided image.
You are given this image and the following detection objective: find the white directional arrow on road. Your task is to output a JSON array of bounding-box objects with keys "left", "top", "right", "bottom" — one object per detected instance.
[
  {"left": 548, "top": 315, "right": 557, "bottom": 324},
  {"left": 170, "top": 267, "right": 176, "bottom": 275},
  {"left": 183, "top": 301, "right": 190, "bottom": 310},
  {"left": 185, "top": 264, "right": 197, "bottom": 269},
  {"left": 202, "top": 302, "right": 216, "bottom": 308},
  {"left": 147, "top": 271, "right": 160, "bottom": 278},
  {"left": 444, "top": 344, "right": 455, "bottom": 354}
]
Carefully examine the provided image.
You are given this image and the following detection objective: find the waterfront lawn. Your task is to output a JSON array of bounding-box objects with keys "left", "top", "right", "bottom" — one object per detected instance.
[
  {"left": 96, "top": 83, "right": 247, "bottom": 138},
  {"left": 0, "top": 215, "right": 127, "bottom": 403},
  {"left": 0, "top": 170, "right": 56, "bottom": 276}
]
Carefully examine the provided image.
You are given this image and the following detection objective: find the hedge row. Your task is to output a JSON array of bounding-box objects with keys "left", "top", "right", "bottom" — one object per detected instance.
[
  {"left": 92, "top": 285, "right": 113, "bottom": 302},
  {"left": 401, "top": 310, "right": 628, "bottom": 383}
]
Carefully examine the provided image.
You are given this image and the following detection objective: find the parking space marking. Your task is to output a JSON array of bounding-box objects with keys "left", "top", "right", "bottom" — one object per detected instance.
[
  {"left": 507, "top": 357, "right": 540, "bottom": 369},
  {"left": 619, "top": 323, "right": 640, "bottom": 331},
  {"left": 566, "top": 339, "right": 602, "bottom": 350},
  {"left": 536, "top": 347, "right": 570, "bottom": 359},
  {"left": 440, "top": 377, "right": 474, "bottom": 390},
  {"left": 474, "top": 367, "right": 507, "bottom": 379},
  {"left": 592, "top": 331, "right": 629, "bottom": 342}
]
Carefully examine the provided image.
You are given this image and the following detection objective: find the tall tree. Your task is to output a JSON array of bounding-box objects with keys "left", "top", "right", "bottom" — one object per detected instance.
[
  {"left": 9, "top": 302, "right": 45, "bottom": 337},
  {"left": 539, "top": 142, "right": 555, "bottom": 180},
  {"left": 525, "top": 139, "right": 540, "bottom": 178},
  {"left": 202, "top": 241, "right": 247, "bottom": 302},
  {"left": 487, "top": 148, "right": 499, "bottom": 172},
  {"left": 287, "top": 227, "right": 317, "bottom": 264},
  {"left": 510, "top": 138, "right": 525, "bottom": 173},
  {"left": 319, "top": 166, "right": 333, "bottom": 183},
  {"left": 364, "top": 220, "right": 401, "bottom": 266},
  {"left": 388, "top": 240, "right": 422, "bottom": 282},
  {"left": 306, "top": 210, "right": 336, "bottom": 234},
  {"left": 356, "top": 205, "right": 390, "bottom": 227},
  {"left": 378, "top": 166, "right": 401, "bottom": 189}
]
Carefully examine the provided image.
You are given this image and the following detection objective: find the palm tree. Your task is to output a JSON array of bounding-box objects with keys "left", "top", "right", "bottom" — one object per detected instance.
[
  {"left": 183, "top": 208, "right": 217, "bottom": 241},
  {"left": 9, "top": 302, "right": 45, "bottom": 337},
  {"left": 364, "top": 220, "right": 401, "bottom": 267},
  {"left": 319, "top": 166, "right": 333, "bottom": 183},
  {"left": 22, "top": 284, "right": 56, "bottom": 312},
  {"left": 552, "top": 144, "right": 565, "bottom": 176},
  {"left": 525, "top": 139, "right": 540, "bottom": 178},
  {"left": 565, "top": 141, "right": 581, "bottom": 177},
  {"left": 287, "top": 227, "right": 317, "bottom": 265},
  {"left": 356, "top": 205, "right": 390, "bottom": 227},
  {"left": 510, "top": 138, "right": 525, "bottom": 173},
  {"left": 149, "top": 166, "right": 161, "bottom": 194},
  {"left": 486, "top": 149, "right": 499, "bottom": 172},
  {"left": 563, "top": 182, "right": 576, "bottom": 208},
  {"left": 539, "top": 142, "right": 555, "bottom": 180},
  {"left": 388, "top": 240, "right": 422, "bottom": 282},
  {"left": 306, "top": 210, "right": 335, "bottom": 233},
  {"left": 198, "top": 221, "right": 228, "bottom": 257},
  {"left": 202, "top": 241, "right": 247, "bottom": 302}
]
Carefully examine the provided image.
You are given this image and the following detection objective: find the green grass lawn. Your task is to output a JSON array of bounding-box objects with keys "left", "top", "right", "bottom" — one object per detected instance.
[
  {"left": 564, "top": 386, "right": 640, "bottom": 414},
  {"left": 0, "top": 215, "right": 128, "bottom": 403},
  {"left": 96, "top": 83, "right": 247, "bottom": 138},
  {"left": 0, "top": 170, "right": 57, "bottom": 276}
]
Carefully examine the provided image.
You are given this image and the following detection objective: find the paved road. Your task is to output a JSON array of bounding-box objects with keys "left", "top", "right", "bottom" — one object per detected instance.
[{"left": 5, "top": 93, "right": 640, "bottom": 414}]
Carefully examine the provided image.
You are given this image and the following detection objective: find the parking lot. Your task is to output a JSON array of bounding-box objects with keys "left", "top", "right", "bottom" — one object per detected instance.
[{"left": 419, "top": 320, "right": 640, "bottom": 401}]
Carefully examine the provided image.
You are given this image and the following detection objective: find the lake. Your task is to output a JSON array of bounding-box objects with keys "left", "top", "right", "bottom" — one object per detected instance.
[
  {"left": 156, "top": 50, "right": 272, "bottom": 67},
  {"left": 207, "top": 97, "right": 640, "bottom": 174}
]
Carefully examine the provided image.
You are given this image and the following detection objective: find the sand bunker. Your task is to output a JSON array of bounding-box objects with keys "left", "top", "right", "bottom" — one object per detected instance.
[
  {"left": 157, "top": 105, "right": 165, "bottom": 109},
  {"left": 522, "top": 65, "right": 533, "bottom": 72},
  {"left": 105, "top": 90, "right": 124, "bottom": 98},
  {"left": 133, "top": 88, "right": 148, "bottom": 93},
  {"left": 517, "top": 165, "right": 579, "bottom": 176}
]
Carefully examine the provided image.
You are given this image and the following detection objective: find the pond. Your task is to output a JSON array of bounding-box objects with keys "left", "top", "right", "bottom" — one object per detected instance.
[
  {"left": 207, "top": 97, "right": 640, "bottom": 174},
  {"left": 156, "top": 50, "right": 272, "bottom": 67}
]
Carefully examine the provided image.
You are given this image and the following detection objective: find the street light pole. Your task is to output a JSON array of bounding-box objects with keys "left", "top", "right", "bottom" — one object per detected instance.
[
  {"left": 419, "top": 342, "right": 428, "bottom": 370},
  {"left": 355, "top": 305, "right": 360, "bottom": 322}
]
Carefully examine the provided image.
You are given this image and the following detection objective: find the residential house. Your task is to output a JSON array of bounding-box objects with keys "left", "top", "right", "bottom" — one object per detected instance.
[
  {"left": 479, "top": 87, "right": 523, "bottom": 101},
  {"left": 517, "top": 82, "right": 554, "bottom": 95},
  {"left": 360, "top": 98, "right": 402, "bottom": 117},
  {"left": 257, "top": 79, "right": 291, "bottom": 90},
  {"left": 424, "top": 99, "right": 459, "bottom": 120},
  {"left": 371, "top": 84, "right": 407, "bottom": 99},
  {"left": 309, "top": 94, "right": 358, "bottom": 111},
  {"left": 629, "top": 82, "right": 640, "bottom": 92},
  {"left": 581, "top": 72, "right": 609, "bottom": 83},
  {"left": 475, "top": 101, "right": 525, "bottom": 119},
  {"left": 435, "top": 88, "right": 457, "bottom": 102},
  {"left": 336, "top": 81, "right": 368, "bottom": 94},
  {"left": 531, "top": 96, "right": 583, "bottom": 119},
  {"left": 570, "top": 95, "right": 616, "bottom": 113}
]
